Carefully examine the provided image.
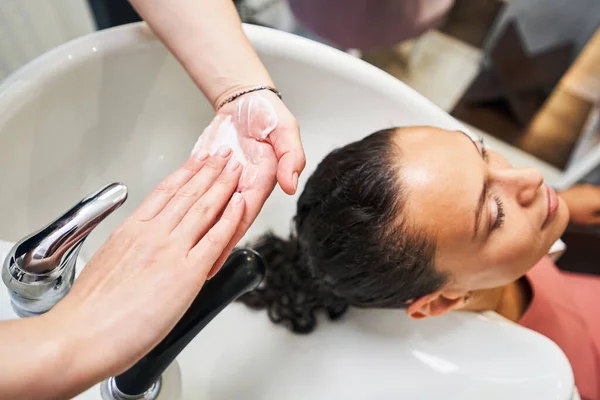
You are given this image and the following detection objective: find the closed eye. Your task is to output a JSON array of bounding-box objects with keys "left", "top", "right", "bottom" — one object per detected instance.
[
  {"left": 491, "top": 196, "right": 505, "bottom": 231},
  {"left": 481, "top": 143, "right": 506, "bottom": 232}
]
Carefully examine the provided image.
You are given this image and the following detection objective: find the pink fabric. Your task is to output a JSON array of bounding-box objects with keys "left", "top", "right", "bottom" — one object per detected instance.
[
  {"left": 519, "top": 257, "right": 600, "bottom": 400},
  {"left": 288, "top": 0, "right": 455, "bottom": 50}
]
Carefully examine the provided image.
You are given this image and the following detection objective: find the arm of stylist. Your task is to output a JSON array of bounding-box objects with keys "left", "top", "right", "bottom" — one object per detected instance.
[
  {"left": 0, "top": 151, "right": 246, "bottom": 400},
  {"left": 0, "top": 2, "right": 304, "bottom": 397},
  {"left": 129, "top": 0, "right": 306, "bottom": 274}
]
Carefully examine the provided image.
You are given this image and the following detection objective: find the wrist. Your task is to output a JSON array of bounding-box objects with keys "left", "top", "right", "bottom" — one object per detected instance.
[
  {"left": 212, "top": 80, "right": 276, "bottom": 111},
  {"left": 216, "top": 85, "right": 282, "bottom": 110},
  {"left": 37, "top": 312, "right": 97, "bottom": 395},
  {"left": 174, "top": 42, "right": 276, "bottom": 110},
  {"left": 40, "top": 305, "right": 113, "bottom": 394},
  {"left": 0, "top": 314, "right": 88, "bottom": 399}
]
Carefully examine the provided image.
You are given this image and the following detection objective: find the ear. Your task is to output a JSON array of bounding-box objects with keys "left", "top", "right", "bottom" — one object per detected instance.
[{"left": 406, "top": 290, "right": 470, "bottom": 319}]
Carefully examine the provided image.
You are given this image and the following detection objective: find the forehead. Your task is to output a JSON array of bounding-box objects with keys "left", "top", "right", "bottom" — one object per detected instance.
[{"left": 391, "top": 127, "right": 484, "bottom": 251}]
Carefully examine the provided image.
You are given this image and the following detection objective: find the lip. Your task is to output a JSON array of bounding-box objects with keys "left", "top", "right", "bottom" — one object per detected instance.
[{"left": 543, "top": 185, "right": 559, "bottom": 228}]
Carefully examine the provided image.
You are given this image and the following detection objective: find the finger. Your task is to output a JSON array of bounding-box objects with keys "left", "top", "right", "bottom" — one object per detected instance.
[
  {"left": 187, "top": 193, "right": 246, "bottom": 268},
  {"left": 155, "top": 147, "right": 233, "bottom": 229},
  {"left": 269, "top": 125, "right": 306, "bottom": 195},
  {"left": 206, "top": 185, "right": 270, "bottom": 278},
  {"left": 172, "top": 155, "right": 243, "bottom": 248},
  {"left": 208, "top": 241, "right": 237, "bottom": 279},
  {"left": 276, "top": 150, "right": 305, "bottom": 195},
  {"left": 131, "top": 155, "right": 209, "bottom": 222}
]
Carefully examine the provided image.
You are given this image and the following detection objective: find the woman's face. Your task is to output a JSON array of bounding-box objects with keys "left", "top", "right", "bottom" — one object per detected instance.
[{"left": 393, "top": 127, "right": 569, "bottom": 292}]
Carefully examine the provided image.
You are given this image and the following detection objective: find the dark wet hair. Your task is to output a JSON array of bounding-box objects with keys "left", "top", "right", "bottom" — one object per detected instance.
[{"left": 238, "top": 128, "right": 448, "bottom": 333}]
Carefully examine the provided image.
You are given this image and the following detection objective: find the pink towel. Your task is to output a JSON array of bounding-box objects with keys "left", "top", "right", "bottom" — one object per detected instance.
[{"left": 520, "top": 257, "right": 600, "bottom": 400}]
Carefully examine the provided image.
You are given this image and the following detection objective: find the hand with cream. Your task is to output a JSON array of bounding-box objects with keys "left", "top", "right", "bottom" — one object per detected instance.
[
  {"left": 192, "top": 90, "right": 304, "bottom": 277},
  {"left": 193, "top": 92, "right": 279, "bottom": 191}
]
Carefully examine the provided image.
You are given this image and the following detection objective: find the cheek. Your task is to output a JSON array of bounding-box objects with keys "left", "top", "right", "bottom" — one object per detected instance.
[{"left": 484, "top": 214, "right": 547, "bottom": 283}]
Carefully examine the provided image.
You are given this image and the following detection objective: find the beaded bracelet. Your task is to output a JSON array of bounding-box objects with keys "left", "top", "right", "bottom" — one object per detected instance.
[{"left": 217, "top": 85, "right": 282, "bottom": 110}]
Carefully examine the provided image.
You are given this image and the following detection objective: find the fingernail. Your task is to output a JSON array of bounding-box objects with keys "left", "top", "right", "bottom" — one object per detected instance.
[
  {"left": 292, "top": 172, "right": 299, "bottom": 191},
  {"left": 231, "top": 192, "right": 243, "bottom": 206},
  {"left": 193, "top": 149, "right": 209, "bottom": 161},
  {"left": 217, "top": 146, "right": 232, "bottom": 158},
  {"left": 225, "top": 157, "right": 240, "bottom": 171}
]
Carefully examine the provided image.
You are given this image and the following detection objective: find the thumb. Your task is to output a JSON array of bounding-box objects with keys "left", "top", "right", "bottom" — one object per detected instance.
[
  {"left": 583, "top": 215, "right": 600, "bottom": 226},
  {"left": 269, "top": 123, "right": 306, "bottom": 195}
]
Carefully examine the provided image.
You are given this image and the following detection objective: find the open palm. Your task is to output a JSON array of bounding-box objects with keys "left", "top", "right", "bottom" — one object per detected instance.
[{"left": 192, "top": 92, "right": 303, "bottom": 275}]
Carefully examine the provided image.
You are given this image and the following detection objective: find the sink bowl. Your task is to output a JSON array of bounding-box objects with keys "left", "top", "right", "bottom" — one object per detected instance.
[{"left": 0, "top": 23, "right": 576, "bottom": 399}]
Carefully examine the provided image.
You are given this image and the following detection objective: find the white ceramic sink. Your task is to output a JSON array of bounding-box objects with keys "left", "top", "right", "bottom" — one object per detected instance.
[{"left": 0, "top": 23, "right": 576, "bottom": 399}]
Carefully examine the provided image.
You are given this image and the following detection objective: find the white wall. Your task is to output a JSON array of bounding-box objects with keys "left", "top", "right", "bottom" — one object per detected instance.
[
  {"left": 0, "top": 0, "right": 95, "bottom": 81},
  {"left": 484, "top": 0, "right": 600, "bottom": 55}
]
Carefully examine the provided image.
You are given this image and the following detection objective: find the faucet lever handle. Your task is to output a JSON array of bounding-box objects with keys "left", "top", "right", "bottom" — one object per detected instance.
[
  {"left": 14, "top": 183, "right": 128, "bottom": 274},
  {"left": 2, "top": 183, "right": 128, "bottom": 317}
]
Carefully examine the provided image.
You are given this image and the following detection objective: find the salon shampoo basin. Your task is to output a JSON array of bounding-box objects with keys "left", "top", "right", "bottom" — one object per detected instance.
[{"left": 0, "top": 23, "right": 577, "bottom": 399}]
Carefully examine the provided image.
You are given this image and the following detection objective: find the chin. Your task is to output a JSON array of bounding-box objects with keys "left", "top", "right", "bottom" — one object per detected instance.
[{"left": 550, "top": 198, "right": 570, "bottom": 241}]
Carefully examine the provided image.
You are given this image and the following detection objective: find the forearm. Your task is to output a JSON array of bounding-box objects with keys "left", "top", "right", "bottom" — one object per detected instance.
[
  {"left": 0, "top": 315, "right": 91, "bottom": 400},
  {"left": 129, "top": 0, "right": 274, "bottom": 109}
]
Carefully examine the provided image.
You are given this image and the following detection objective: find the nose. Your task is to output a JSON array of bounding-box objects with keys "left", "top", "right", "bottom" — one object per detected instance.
[{"left": 492, "top": 167, "right": 544, "bottom": 207}]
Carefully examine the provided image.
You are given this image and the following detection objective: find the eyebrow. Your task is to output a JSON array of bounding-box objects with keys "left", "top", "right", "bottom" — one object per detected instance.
[
  {"left": 472, "top": 181, "right": 488, "bottom": 241},
  {"left": 457, "top": 130, "right": 489, "bottom": 241}
]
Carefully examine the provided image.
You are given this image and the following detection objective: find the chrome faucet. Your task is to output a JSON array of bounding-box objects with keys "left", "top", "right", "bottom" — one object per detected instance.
[{"left": 1, "top": 183, "right": 127, "bottom": 317}]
